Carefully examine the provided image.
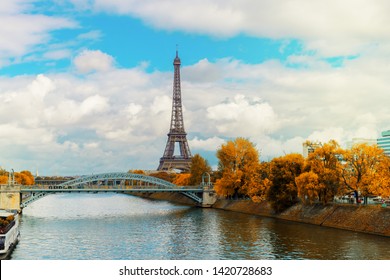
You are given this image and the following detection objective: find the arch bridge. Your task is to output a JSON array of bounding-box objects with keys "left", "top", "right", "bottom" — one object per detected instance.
[{"left": 0, "top": 172, "right": 216, "bottom": 209}]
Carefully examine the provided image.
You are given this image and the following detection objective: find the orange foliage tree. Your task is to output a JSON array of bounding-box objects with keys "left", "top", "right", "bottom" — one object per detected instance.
[
  {"left": 129, "top": 169, "right": 145, "bottom": 175},
  {"left": 362, "top": 151, "right": 390, "bottom": 198},
  {"left": 189, "top": 154, "right": 212, "bottom": 186},
  {"left": 341, "top": 143, "right": 389, "bottom": 203},
  {"left": 295, "top": 171, "right": 323, "bottom": 204},
  {"left": 0, "top": 175, "right": 8, "bottom": 184},
  {"left": 267, "top": 153, "right": 304, "bottom": 212},
  {"left": 149, "top": 171, "right": 175, "bottom": 183},
  {"left": 14, "top": 171, "right": 35, "bottom": 185},
  {"left": 296, "top": 140, "right": 343, "bottom": 204},
  {"left": 128, "top": 169, "right": 146, "bottom": 185},
  {"left": 246, "top": 161, "right": 272, "bottom": 203},
  {"left": 214, "top": 138, "right": 265, "bottom": 200},
  {"left": 173, "top": 173, "right": 191, "bottom": 186},
  {"left": 0, "top": 169, "right": 35, "bottom": 185},
  {"left": 0, "top": 169, "right": 8, "bottom": 184}
]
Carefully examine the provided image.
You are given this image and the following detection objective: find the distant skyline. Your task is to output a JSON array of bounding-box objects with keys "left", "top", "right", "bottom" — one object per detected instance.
[{"left": 0, "top": 0, "right": 389, "bottom": 175}]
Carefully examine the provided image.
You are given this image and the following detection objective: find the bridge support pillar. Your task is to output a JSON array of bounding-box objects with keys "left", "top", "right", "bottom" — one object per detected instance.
[
  {"left": 0, "top": 184, "right": 21, "bottom": 211},
  {"left": 202, "top": 190, "right": 217, "bottom": 208}
]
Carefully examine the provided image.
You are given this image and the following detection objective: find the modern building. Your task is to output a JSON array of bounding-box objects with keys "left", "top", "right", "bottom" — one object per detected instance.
[
  {"left": 377, "top": 130, "right": 390, "bottom": 156},
  {"left": 302, "top": 141, "right": 321, "bottom": 158},
  {"left": 346, "top": 138, "right": 377, "bottom": 149}
]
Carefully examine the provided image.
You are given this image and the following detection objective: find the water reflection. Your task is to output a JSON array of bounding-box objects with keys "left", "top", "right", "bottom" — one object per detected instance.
[{"left": 11, "top": 193, "right": 390, "bottom": 260}]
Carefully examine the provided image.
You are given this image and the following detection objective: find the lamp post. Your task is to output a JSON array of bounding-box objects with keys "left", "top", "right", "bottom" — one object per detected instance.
[{"left": 201, "top": 172, "right": 211, "bottom": 190}]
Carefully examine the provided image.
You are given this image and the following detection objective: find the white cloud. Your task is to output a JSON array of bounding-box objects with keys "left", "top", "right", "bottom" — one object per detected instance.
[
  {"left": 73, "top": 50, "right": 115, "bottom": 73},
  {"left": 150, "top": 95, "right": 171, "bottom": 115},
  {"left": 84, "top": 142, "right": 100, "bottom": 149},
  {"left": 80, "top": 95, "right": 109, "bottom": 115},
  {"left": 0, "top": 1, "right": 31, "bottom": 14},
  {"left": 207, "top": 95, "right": 279, "bottom": 138},
  {"left": 77, "top": 30, "right": 103, "bottom": 41},
  {"left": 258, "top": 136, "right": 306, "bottom": 161},
  {"left": 43, "top": 49, "right": 72, "bottom": 60},
  {"left": 0, "top": 2, "right": 76, "bottom": 61},
  {"left": 189, "top": 136, "right": 225, "bottom": 151},
  {"left": 1, "top": 46, "right": 390, "bottom": 173},
  {"left": 307, "top": 128, "right": 346, "bottom": 145},
  {"left": 183, "top": 59, "right": 223, "bottom": 83},
  {"left": 86, "top": 0, "right": 390, "bottom": 56}
]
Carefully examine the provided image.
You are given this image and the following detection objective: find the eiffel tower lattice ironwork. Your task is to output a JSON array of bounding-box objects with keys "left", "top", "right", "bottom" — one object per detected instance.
[{"left": 157, "top": 50, "right": 192, "bottom": 171}]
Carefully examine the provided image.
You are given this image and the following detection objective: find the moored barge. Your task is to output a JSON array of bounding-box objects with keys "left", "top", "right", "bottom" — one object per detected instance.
[{"left": 0, "top": 210, "right": 20, "bottom": 259}]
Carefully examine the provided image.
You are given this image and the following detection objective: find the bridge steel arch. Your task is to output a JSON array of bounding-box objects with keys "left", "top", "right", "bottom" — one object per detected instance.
[
  {"left": 21, "top": 172, "right": 203, "bottom": 208},
  {"left": 57, "top": 172, "right": 178, "bottom": 189}
]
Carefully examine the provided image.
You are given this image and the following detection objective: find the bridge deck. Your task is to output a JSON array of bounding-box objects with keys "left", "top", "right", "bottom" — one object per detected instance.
[
  {"left": 18, "top": 187, "right": 203, "bottom": 193},
  {"left": 1, "top": 172, "right": 211, "bottom": 208}
]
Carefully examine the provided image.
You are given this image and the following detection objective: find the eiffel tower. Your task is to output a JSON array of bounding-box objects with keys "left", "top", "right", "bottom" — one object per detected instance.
[{"left": 157, "top": 50, "right": 192, "bottom": 172}]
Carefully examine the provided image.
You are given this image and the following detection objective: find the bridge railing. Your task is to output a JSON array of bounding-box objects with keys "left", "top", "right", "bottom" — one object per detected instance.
[{"left": 17, "top": 172, "right": 209, "bottom": 207}]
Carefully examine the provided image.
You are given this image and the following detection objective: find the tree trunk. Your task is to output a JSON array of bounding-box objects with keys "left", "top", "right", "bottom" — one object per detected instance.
[{"left": 354, "top": 190, "right": 359, "bottom": 204}]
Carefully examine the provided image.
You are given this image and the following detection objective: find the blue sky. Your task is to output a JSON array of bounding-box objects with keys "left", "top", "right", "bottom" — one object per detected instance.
[
  {"left": 0, "top": 0, "right": 389, "bottom": 175},
  {"left": 1, "top": 12, "right": 297, "bottom": 75}
]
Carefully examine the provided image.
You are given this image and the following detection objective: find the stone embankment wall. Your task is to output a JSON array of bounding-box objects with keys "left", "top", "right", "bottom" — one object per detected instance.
[
  {"left": 130, "top": 192, "right": 390, "bottom": 237},
  {"left": 213, "top": 199, "right": 390, "bottom": 237}
]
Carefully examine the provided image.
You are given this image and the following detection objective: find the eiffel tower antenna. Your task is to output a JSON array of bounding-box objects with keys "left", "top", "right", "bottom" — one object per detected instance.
[{"left": 157, "top": 49, "right": 192, "bottom": 172}]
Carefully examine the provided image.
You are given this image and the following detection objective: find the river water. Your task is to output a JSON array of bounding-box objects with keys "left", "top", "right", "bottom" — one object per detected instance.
[{"left": 11, "top": 193, "right": 390, "bottom": 260}]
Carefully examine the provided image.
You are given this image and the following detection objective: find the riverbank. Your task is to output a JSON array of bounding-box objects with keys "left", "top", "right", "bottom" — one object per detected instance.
[
  {"left": 213, "top": 199, "right": 390, "bottom": 237},
  {"left": 132, "top": 192, "right": 390, "bottom": 237}
]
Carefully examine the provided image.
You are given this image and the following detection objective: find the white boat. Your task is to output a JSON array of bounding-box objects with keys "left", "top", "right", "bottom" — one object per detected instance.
[{"left": 0, "top": 210, "right": 20, "bottom": 259}]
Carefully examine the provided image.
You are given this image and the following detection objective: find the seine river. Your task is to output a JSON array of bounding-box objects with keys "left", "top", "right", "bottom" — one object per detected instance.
[{"left": 11, "top": 193, "right": 390, "bottom": 260}]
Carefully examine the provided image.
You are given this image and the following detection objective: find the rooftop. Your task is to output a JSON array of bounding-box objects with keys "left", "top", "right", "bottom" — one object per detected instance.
[{"left": 381, "top": 130, "right": 390, "bottom": 137}]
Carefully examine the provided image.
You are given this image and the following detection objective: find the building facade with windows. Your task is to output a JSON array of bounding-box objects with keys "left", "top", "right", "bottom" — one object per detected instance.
[
  {"left": 302, "top": 141, "right": 321, "bottom": 158},
  {"left": 346, "top": 138, "right": 377, "bottom": 149},
  {"left": 377, "top": 130, "right": 390, "bottom": 156}
]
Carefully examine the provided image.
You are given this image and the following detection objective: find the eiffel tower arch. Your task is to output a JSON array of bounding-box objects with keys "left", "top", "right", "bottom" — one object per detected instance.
[{"left": 157, "top": 51, "right": 192, "bottom": 172}]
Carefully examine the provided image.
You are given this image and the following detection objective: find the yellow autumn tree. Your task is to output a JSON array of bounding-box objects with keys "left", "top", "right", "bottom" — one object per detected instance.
[
  {"left": 0, "top": 175, "right": 8, "bottom": 184},
  {"left": 246, "top": 161, "right": 271, "bottom": 203},
  {"left": 14, "top": 171, "right": 35, "bottom": 185},
  {"left": 368, "top": 155, "right": 390, "bottom": 198},
  {"left": 0, "top": 169, "right": 9, "bottom": 184},
  {"left": 267, "top": 153, "right": 304, "bottom": 212},
  {"left": 20, "top": 170, "right": 35, "bottom": 185},
  {"left": 149, "top": 171, "right": 175, "bottom": 183},
  {"left": 189, "top": 154, "right": 212, "bottom": 186},
  {"left": 129, "top": 169, "right": 145, "bottom": 175},
  {"left": 127, "top": 169, "right": 146, "bottom": 185},
  {"left": 297, "top": 140, "right": 343, "bottom": 204},
  {"left": 173, "top": 173, "right": 191, "bottom": 186},
  {"left": 295, "top": 171, "right": 324, "bottom": 204},
  {"left": 214, "top": 138, "right": 264, "bottom": 199},
  {"left": 341, "top": 143, "right": 389, "bottom": 203}
]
